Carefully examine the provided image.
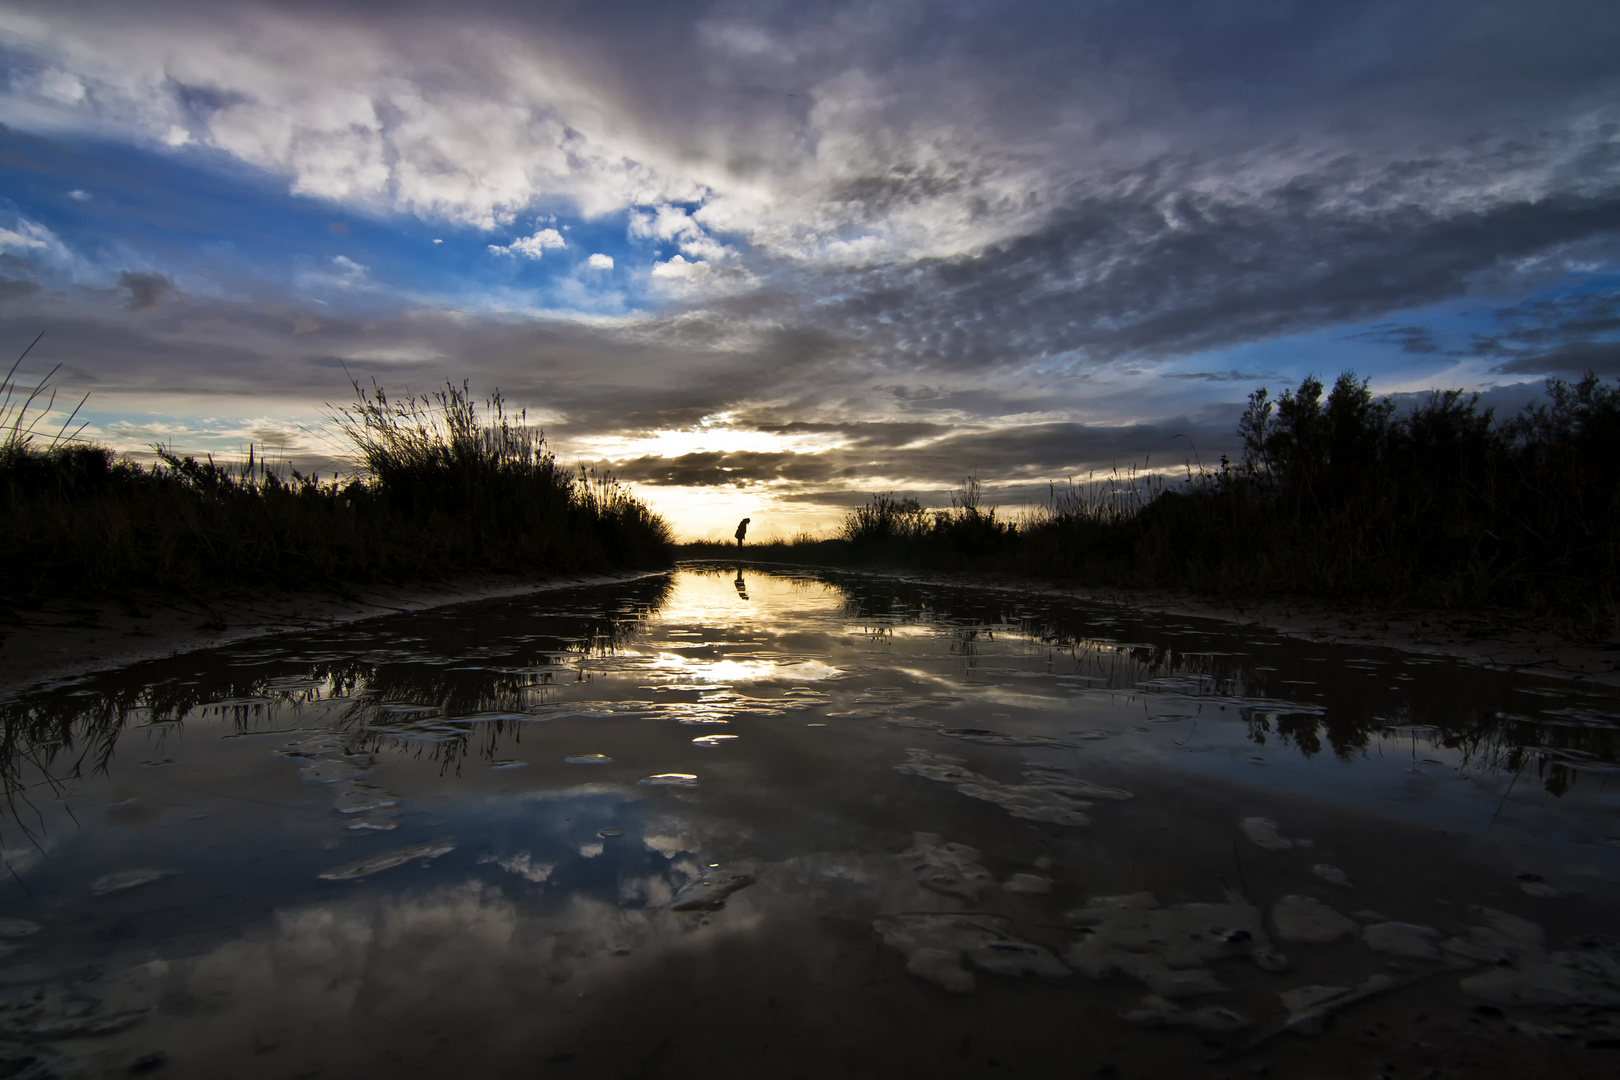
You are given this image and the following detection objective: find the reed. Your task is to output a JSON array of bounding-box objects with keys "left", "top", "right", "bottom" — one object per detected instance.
[
  {"left": 725, "top": 371, "right": 1620, "bottom": 634},
  {"left": 0, "top": 376, "right": 674, "bottom": 603}
]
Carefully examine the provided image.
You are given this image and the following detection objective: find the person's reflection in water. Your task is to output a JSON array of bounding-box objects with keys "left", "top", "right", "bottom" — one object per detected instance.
[{"left": 733, "top": 567, "right": 749, "bottom": 600}]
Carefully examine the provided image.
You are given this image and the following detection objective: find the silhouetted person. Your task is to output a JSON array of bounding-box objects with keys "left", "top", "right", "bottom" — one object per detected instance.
[
  {"left": 734, "top": 517, "right": 750, "bottom": 549},
  {"left": 733, "top": 566, "right": 748, "bottom": 600}
]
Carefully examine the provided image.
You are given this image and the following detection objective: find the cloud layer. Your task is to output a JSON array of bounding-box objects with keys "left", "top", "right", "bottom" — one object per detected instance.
[{"left": 1, "top": 0, "right": 1618, "bottom": 536}]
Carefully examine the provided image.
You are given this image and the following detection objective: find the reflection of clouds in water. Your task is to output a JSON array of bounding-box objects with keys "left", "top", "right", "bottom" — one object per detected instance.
[
  {"left": 618, "top": 871, "right": 675, "bottom": 908},
  {"left": 643, "top": 832, "right": 698, "bottom": 859},
  {"left": 185, "top": 882, "right": 520, "bottom": 1027},
  {"left": 478, "top": 853, "right": 554, "bottom": 883},
  {"left": 155, "top": 844, "right": 952, "bottom": 1028},
  {"left": 128, "top": 874, "right": 784, "bottom": 1065}
]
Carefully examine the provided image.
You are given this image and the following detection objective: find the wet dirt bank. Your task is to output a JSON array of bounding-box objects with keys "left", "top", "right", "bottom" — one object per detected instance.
[
  {"left": 720, "top": 557, "right": 1620, "bottom": 689},
  {"left": 0, "top": 571, "right": 666, "bottom": 693},
  {"left": 5, "top": 558, "right": 1616, "bottom": 697}
]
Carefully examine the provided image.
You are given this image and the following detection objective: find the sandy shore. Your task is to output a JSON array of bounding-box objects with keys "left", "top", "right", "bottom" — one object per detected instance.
[{"left": 0, "top": 571, "right": 663, "bottom": 695}]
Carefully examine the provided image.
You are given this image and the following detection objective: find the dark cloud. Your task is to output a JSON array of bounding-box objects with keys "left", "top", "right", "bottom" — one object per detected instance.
[
  {"left": 1163, "top": 370, "right": 1270, "bottom": 382},
  {"left": 811, "top": 186, "right": 1620, "bottom": 372},
  {"left": 603, "top": 450, "right": 854, "bottom": 487},
  {"left": 0, "top": 278, "right": 41, "bottom": 305},
  {"left": 596, "top": 414, "right": 1236, "bottom": 493},
  {"left": 736, "top": 418, "right": 950, "bottom": 449},
  {"left": 116, "top": 272, "right": 173, "bottom": 311},
  {"left": 1491, "top": 339, "right": 1620, "bottom": 378},
  {"left": 1352, "top": 324, "right": 1443, "bottom": 355},
  {"left": 1474, "top": 285, "right": 1620, "bottom": 376}
]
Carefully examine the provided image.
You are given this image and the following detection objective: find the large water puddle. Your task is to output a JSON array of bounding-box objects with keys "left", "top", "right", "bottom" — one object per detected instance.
[{"left": 1, "top": 564, "right": 1617, "bottom": 1078}]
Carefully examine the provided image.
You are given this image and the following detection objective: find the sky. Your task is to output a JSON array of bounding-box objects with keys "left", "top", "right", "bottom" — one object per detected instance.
[{"left": 1, "top": 0, "right": 1618, "bottom": 540}]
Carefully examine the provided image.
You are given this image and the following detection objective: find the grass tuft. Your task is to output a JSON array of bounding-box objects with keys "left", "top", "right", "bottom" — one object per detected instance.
[{"left": 1, "top": 375, "right": 673, "bottom": 603}]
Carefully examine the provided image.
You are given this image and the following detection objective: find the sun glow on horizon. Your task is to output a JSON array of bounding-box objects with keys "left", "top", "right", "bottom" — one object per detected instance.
[
  {"left": 624, "top": 482, "right": 843, "bottom": 543},
  {"left": 565, "top": 419, "right": 848, "bottom": 461}
]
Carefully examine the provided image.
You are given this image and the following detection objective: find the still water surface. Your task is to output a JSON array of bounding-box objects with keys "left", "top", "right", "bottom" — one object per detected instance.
[{"left": 1, "top": 564, "right": 1618, "bottom": 1078}]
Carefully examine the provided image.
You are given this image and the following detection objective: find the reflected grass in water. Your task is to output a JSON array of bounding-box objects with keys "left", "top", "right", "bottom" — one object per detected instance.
[
  {"left": 0, "top": 566, "right": 1617, "bottom": 1077},
  {"left": 0, "top": 574, "right": 675, "bottom": 825},
  {"left": 1, "top": 566, "right": 1617, "bottom": 846}
]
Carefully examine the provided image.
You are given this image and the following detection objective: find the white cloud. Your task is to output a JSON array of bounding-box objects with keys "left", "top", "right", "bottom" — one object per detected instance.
[
  {"left": 586, "top": 253, "right": 614, "bottom": 269},
  {"left": 67, "top": 188, "right": 90, "bottom": 201},
  {"left": 293, "top": 254, "right": 370, "bottom": 294},
  {"left": 0, "top": 226, "right": 50, "bottom": 252},
  {"left": 698, "top": 21, "right": 794, "bottom": 62},
  {"left": 0, "top": 217, "right": 75, "bottom": 268},
  {"left": 630, "top": 204, "right": 702, "bottom": 243},
  {"left": 0, "top": 6, "right": 1162, "bottom": 262},
  {"left": 678, "top": 234, "right": 733, "bottom": 262},
  {"left": 488, "top": 227, "right": 567, "bottom": 259},
  {"left": 650, "top": 254, "right": 708, "bottom": 280},
  {"left": 34, "top": 67, "right": 86, "bottom": 105},
  {"left": 0, "top": 8, "right": 709, "bottom": 229},
  {"left": 630, "top": 203, "right": 736, "bottom": 264}
]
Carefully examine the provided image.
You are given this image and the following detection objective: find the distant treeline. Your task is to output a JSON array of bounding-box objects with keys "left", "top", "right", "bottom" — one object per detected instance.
[
  {"left": 696, "top": 372, "right": 1620, "bottom": 632},
  {"left": 1, "top": 374, "right": 673, "bottom": 604}
]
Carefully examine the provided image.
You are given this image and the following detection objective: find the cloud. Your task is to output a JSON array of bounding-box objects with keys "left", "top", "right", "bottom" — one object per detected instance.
[
  {"left": 1471, "top": 284, "right": 1620, "bottom": 377},
  {"left": 0, "top": 217, "right": 76, "bottom": 271},
  {"left": 32, "top": 68, "right": 86, "bottom": 105},
  {"left": 488, "top": 228, "right": 567, "bottom": 259},
  {"left": 0, "top": 278, "right": 41, "bottom": 305},
  {"left": 0, "top": 226, "right": 51, "bottom": 253},
  {"left": 1, "top": 0, "right": 1619, "bottom": 534},
  {"left": 288, "top": 254, "right": 369, "bottom": 295},
  {"left": 650, "top": 254, "right": 707, "bottom": 280},
  {"left": 1353, "top": 325, "right": 1444, "bottom": 355},
  {"left": 598, "top": 413, "right": 1230, "bottom": 492},
  {"left": 1163, "top": 370, "right": 1270, "bottom": 382},
  {"left": 117, "top": 270, "right": 172, "bottom": 311},
  {"left": 629, "top": 205, "right": 703, "bottom": 244}
]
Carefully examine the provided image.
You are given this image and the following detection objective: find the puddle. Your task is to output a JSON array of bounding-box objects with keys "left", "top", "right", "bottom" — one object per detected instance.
[{"left": 0, "top": 564, "right": 1616, "bottom": 1076}]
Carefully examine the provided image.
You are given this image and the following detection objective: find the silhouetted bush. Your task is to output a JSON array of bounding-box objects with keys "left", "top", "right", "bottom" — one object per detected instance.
[
  {"left": 833, "top": 478, "right": 1018, "bottom": 566},
  {"left": 0, "top": 378, "right": 674, "bottom": 603},
  {"left": 765, "top": 372, "right": 1620, "bottom": 633}
]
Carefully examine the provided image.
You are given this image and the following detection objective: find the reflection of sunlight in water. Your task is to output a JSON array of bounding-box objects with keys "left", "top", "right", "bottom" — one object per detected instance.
[
  {"left": 648, "top": 654, "right": 840, "bottom": 684},
  {"left": 650, "top": 569, "right": 842, "bottom": 625},
  {"left": 7, "top": 566, "right": 1620, "bottom": 1076}
]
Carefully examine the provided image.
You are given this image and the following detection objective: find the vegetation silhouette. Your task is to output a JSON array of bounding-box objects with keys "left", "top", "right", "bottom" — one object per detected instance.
[
  {"left": 0, "top": 375, "right": 674, "bottom": 604},
  {"left": 688, "top": 372, "right": 1620, "bottom": 633}
]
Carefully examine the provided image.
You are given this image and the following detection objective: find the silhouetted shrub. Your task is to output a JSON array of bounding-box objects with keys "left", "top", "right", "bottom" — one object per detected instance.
[
  {"left": 799, "top": 371, "right": 1620, "bottom": 633},
  {"left": 0, "top": 378, "right": 674, "bottom": 602}
]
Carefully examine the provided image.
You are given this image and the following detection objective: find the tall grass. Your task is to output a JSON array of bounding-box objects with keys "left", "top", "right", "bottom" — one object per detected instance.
[
  {"left": 0, "top": 377, "right": 673, "bottom": 603},
  {"left": 748, "top": 371, "right": 1620, "bottom": 633}
]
